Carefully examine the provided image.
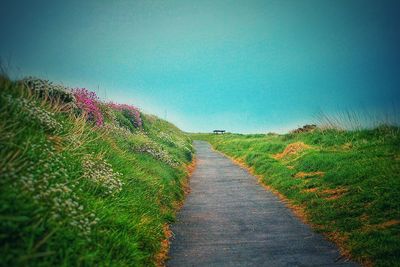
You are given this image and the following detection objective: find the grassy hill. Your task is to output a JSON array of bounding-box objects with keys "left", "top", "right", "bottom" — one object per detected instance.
[
  {"left": 0, "top": 76, "right": 193, "bottom": 266},
  {"left": 192, "top": 127, "right": 400, "bottom": 266}
]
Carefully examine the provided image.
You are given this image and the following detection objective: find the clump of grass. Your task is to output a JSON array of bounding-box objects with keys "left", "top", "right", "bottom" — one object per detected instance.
[
  {"left": 316, "top": 108, "right": 400, "bottom": 131},
  {"left": 22, "top": 77, "right": 76, "bottom": 104},
  {"left": 128, "top": 132, "right": 181, "bottom": 167},
  {"left": 82, "top": 153, "right": 124, "bottom": 195},
  {"left": 108, "top": 102, "right": 142, "bottom": 129},
  {"left": 0, "top": 75, "right": 193, "bottom": 266},
  {"left": 193, "top": 124, "right": 400, "bottom": 266}
]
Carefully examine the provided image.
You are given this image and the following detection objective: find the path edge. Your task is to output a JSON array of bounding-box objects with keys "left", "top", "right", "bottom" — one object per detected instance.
[{"left": 155, "top": 155, "right": 197, "bottom": 267}]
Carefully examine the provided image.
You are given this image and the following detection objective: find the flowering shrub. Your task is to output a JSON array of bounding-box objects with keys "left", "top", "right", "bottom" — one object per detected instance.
[
  {"left": 3, "top": 93, "right": 62, "bottom": 132},
  {"left": 73, "top": 88, "right": 103, "bottom": 126},
  {"left": 108, "top": 103, "right": 142, "bottom": 128},
  {"left": 22, "top": 77, "right": 75, "bottom": 104},
  {"left": 82, "top": 153, "right": 123, "bottom": 195}
]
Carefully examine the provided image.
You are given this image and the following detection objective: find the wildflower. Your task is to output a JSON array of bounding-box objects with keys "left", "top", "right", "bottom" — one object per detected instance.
[
  {"left": 3, "top": 94, "right": 62, "bottom": 132},
  {"left": 82, "top": 154, "right": 123, "bottom": 195},
  {"left": 132, "top": 133, "right": 180, "bottom": 167},
  {"left": 10, "top": 140, "right": 98, "bottom": 237},
  {"left": 73, "top": 88, "right": 104, "bottom": 126},
  {"left": 21, "top": 77, "right": 76, "bottom": 104},
  {"left": 108, "top": 102, "right": 142, "bottom": 128}
]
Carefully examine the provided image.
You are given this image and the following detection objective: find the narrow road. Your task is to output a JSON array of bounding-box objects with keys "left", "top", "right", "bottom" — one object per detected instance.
[{"left": 167, "top": 141, "right": 357, "bottom": 267}]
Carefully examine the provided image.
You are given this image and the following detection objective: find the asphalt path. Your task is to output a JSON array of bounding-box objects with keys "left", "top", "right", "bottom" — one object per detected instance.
[{"left": 167, "top": 141, "right": 357, "bottom": 267}]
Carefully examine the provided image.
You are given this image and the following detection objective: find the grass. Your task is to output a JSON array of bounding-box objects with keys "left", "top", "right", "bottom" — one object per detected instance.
[
  {"left": 0, "top": 75, "right": 193, "bottom": 266},
  {"left": 192, "top": 126, "right": 400, "bottom": 266}
]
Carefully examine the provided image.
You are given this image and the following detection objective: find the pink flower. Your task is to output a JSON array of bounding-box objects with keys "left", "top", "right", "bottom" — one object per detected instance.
[
  {"left": 73, "top": 88, "right": 103, "bottom": 126},
  {"left": 108, "top": 102, "right": 142, "bottom": 128}
]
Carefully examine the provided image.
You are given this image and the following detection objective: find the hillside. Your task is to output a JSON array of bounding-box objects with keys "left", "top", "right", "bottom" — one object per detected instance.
[
  {"left": 192, "top": 128, "right": 400, "bottom": 266},
  {"left": 0, "top": 76, "right": 193, "bottom": 266}
]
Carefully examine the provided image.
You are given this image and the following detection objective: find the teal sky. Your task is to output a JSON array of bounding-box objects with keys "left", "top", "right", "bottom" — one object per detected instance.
[{"left": 1, "top": 0, "right": 399, "bottom": 133}]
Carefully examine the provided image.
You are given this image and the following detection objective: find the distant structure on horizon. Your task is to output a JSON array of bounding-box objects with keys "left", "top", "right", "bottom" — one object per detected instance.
[
  {"left": 290, "top": 124, "right": 317, "bottom": 134},
  {"left": 213, "top": 130, "right": 226, "bottom": 134}
]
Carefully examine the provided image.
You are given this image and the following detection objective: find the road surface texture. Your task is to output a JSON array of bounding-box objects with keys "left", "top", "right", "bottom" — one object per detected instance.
[{"left": 167, "top": 141, "right": 357, "bottom": 267}]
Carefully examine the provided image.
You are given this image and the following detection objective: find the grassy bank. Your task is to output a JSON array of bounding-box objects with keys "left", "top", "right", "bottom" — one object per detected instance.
[
  {"left": 0, "top": 76, "right": 193, "bottom": 266},
  {"left": 192, "top": 128, "right": 399, "bottom": 266}
]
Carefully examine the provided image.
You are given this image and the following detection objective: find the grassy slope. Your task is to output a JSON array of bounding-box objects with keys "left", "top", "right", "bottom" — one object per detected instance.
[
  {"left": 192, "top": 129, "right": 400, "bottom": 266},
  {"left": 0, "top": 77, "right": 193, "bottom": 266}
]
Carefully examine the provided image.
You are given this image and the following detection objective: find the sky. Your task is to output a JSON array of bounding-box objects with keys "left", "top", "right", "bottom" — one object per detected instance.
[{"left": 1, "top": 0, "right": 400, "bottom": 133}]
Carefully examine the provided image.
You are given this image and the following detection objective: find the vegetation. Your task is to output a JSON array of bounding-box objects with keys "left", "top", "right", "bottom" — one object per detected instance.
[
  {"left": 192, "top": 126, "right": 400, "bottom": 266},
  {"left": 0, "top": 76, "right": 193, "bottom": 266}
]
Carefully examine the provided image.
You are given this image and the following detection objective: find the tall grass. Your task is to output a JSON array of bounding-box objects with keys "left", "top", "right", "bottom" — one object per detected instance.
[{"left": 316, "top": 108, "right": 400, "bottom": 131}]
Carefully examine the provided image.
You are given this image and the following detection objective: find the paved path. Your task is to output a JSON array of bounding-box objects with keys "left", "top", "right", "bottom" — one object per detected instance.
[{"left": 167, "top": 141, "right": 357, "bottom": 267}]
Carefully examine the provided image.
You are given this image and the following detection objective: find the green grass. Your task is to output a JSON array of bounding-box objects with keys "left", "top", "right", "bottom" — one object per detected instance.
[
  {"left": 0, "top": 76, "right": 193, "bottom": 266},
  {"left": 192, "top": 128, "right": 400, "bottom": 266}
]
